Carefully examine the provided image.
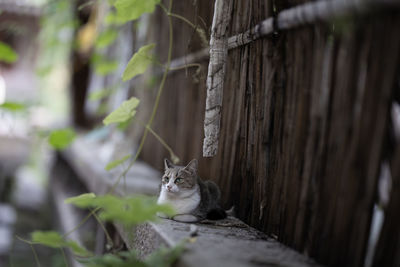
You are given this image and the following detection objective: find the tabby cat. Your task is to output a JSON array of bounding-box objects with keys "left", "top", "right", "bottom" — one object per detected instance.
[{"left": 157, "top": 159, "right": 226, "bottom": 222}]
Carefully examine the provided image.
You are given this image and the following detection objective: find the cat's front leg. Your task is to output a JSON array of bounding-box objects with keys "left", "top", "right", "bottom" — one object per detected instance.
[{"left": 172, "top": 214, "right": 199, "bottom": 223}]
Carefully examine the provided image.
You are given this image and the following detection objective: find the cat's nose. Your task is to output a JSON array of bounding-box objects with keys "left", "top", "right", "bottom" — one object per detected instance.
[{"left": 167, "top": 185, "right": 172, "bottom": 190}]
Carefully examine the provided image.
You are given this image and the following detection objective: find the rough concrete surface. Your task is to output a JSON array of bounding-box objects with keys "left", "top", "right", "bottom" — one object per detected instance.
[{"left": 119, "top": 217, "right": 321, "bottom": 267}]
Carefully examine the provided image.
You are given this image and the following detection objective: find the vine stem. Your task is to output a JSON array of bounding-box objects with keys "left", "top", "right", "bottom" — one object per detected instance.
[
  {"left": 145, "top": 124, "right": 179, "bottom": 163},
  {"left": 61, "top": 0, "right": 175, "bottom": 242},
  {"left": 134, "top": 119, "right": 180, "bottom": 163},
  {"left": 160, "top": 4, "right": 207, "bottom": 47},
  {"left": 108, "top": 0, "right": 174, "bottom": 195},
  {"left": 31, "top": 244, "right": 41, "bottom": 267},
  {"left": 16, "top": 236, "right": 41, "bottom": 267},
  {"left": 60, "top": 248, "right": 69, "bottom": 267},
  {"left": 92, "top": 209, "right": 114, "bottom": 246},
  {"left": 169, "top": 12, "right": 196, "bottom": 29},
  {"left": 63, "top": 208, "right": 100, "bottom": 238}
]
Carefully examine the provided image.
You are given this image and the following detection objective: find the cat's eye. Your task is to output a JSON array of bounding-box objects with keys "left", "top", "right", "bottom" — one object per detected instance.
[
  {"left": 175, "top": 178, "right": 183, "bottom": 184},
  {"left": 163, "top": 176, "right": 169, "bottom": 183}
]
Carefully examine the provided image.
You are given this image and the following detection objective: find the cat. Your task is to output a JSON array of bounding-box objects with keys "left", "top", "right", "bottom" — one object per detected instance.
[{"left": 157, "top": 158, "right": 226, "bottom": 223}]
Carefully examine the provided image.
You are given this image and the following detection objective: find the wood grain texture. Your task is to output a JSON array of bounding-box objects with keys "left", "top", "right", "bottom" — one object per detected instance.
[
  {"left": 203, "top": 0, "right": 233, "bottom": 157},
  {"left": 129, "top": 1, "right": 400, "bottom": 266}
]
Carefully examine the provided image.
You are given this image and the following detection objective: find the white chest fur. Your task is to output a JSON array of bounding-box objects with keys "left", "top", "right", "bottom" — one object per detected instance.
[{"left": 157, "top": 187, "right": 200, "bottom": 215}]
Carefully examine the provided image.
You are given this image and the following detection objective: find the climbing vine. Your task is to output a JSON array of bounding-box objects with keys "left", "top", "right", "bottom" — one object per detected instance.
[{"left": 10, "top": 0, "right": 208, "bottom": 266}]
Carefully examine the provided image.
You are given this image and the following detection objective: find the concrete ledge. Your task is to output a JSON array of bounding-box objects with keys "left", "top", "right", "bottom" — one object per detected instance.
[
  {"left": 118, "top": 217, "right": 320, "bottom": 267},
  {"left": 61, "top": 133, "right": 321, "bottom": 267}
]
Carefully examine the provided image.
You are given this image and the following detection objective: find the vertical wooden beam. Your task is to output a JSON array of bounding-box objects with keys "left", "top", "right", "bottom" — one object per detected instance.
[{"left": 203, "top": 0, "right": 232, "bottom": 157}]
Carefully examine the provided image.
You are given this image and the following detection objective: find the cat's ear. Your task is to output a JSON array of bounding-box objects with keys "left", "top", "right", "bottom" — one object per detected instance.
[
  {"left": 184, "top": 159, "right": 198, "bottom": 173},
  {"left": 164, "top": 158, "right": 173, "bottom": 170}
]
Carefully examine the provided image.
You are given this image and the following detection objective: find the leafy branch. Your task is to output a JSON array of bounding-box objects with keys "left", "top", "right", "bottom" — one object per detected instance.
[
  {"left": 22, "top": 0, "right": 206, "bottom": 266},
  {"left": 106, "top": 0, "right": 175, "bottom": 195}
]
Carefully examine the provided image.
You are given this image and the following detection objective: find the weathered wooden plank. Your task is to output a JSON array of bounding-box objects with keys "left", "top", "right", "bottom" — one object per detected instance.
[
  {"left": 203, "top": 0, "right": 233, "bottom": 157},
  {"left": 132, "top": 0, "right": 400, "bottom": 266}
]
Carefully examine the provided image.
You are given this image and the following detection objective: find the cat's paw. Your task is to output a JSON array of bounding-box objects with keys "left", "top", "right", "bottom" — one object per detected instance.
[
  {"left": 157, "top": 212, "right": 169, "bottom": 219},
  {"left": 172, "top": 214, "right": 199, "bottom": 223}
]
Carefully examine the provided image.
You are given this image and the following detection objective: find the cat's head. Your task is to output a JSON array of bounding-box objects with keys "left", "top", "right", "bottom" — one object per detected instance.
[{"left": 161, "top": 159, "right": 198, "bottom": 196}]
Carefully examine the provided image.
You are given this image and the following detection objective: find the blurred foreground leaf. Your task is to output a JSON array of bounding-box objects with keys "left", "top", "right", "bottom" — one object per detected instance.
[
  {"left": 105, "top": 155, "right": 130, "bottom": 171},
  {"left": 122, "top": 44, "right": 155, "bottom": 81},
  {"left": 79, "top": 243, "right": 184, "bottom": 267},
  {"left": 64, "top": 193, "right": 96, "bottom": 208},
  {"left": 113, "top": 0, "right": 160, "bottom": 23},
  {"left": 48, "top": 128, "right": 76, "bottom": 150},
  {"left": 144, "top": 243, "right": 185, "bottom": 267},
  {"left": 96, "top": 29, "right": 118, "bottom": 49},
  {"left": 88, "top": 87, "right": 116, "bottom": 101},
  {"left": 65, "top": 194, "right": 175, "bottom": 227},
  {"left": 31, "top": 231, "right": 64, "bottom": 248},
  {"left": 66, "top": 240, "right": 93, "bottom": 257},
  {"left": 0, "top": 102, "right": 26, "bottom": 112},
  {"left": 95, "top": 60, "right": 118, "bottom": 76},
  {"left": 78, "top": 250, "right": 144, "bottom": 267},
  {"left": 0, "top": 41, "right": 18, "bottom": 63},
  {"left": 103, "top": 97, "right": 139, "bottom": 125},
  {"left": 91, "top": 53, "right": 119, "bottom": 76},
  {"left": 31, "top": 231, "right": 91, "bottom": 257}
]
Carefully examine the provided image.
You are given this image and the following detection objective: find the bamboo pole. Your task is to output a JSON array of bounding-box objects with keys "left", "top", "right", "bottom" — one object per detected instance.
[{"left": 203, "top": 0, "right": 233, "bottom": 157}]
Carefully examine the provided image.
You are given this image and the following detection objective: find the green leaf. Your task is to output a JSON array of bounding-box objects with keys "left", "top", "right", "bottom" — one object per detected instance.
[
  {"left": 64, "top": 193, "right": 97, "bottom": 208},
  {"left": 88, "top": 83, "right": 120, "bottom": 101},
  {"left": 88, "top": 87, "right": 116, "bottom": 101},
  {"left": 0, "top": 102, "right": 26, "bottom": 112},
  {"left": 48, "top": 128, "right": 76, "bottom": 150},
  {"left": 105, "top": 155, "right": 130, "bottom": 171},
  {"left": 78, "top": 251, "right": 145, "bottom": 267},
  {"left": 36, "top": 66, "right": 53, "bottom": 77},
  {"left": 122, "top": 43, "right": 155, "bottom": 81},
  {"left": 117, "top": 117, "right": 133, "bottom": 131},
  {"left": 30, "top": 231, "right": 92, "bottom": 257},
  {"left": 69, "top": 194, "right": 175, "bottom": 227},
  {"left": 95, "top": 30, "right": 118, "bottom": 49},
  {"left": 145, "top": 244, "right": 185, "bottom": 267},
  {"left": 105, "top": 11, "right": 126, "bottom": 26},
  {"left": 96, "top": 103, "right": 109, "bottom": 116},
  {"left": 91, "top": 53, "right": 119, "bottom": 76},
  {"left": 103, "top": 97, "right": 140, "bottom": 125},
  {"left": 66, "top": 240, "right": 92, "bottom": 257},
  {"left": 95, "top": 195, "right": 175, "bottom": 226},
  {"left": 94, "top": 60, "right": 118, "bottom": 76},
  {"left": 113, "top": 0, "right": 160, "bottom": 23},
  {"left": 0, "top": 41, "right": 18, "bottom": 63},
  {"left": 31, "top": 231, "right": 64, "bottom": 248}
]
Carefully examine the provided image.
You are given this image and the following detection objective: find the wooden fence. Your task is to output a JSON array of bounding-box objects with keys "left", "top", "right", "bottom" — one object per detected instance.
[{"left": 83, "top": 0, "right": 400, "bottom": 266}]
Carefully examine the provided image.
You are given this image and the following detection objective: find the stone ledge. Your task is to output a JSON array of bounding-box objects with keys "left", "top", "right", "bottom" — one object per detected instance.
[
  {"left": 61, "top": 133, "right": 321, "bottom": 267},
  {"left": 115, "top": 218, "right": 321, "bottom": 267}
]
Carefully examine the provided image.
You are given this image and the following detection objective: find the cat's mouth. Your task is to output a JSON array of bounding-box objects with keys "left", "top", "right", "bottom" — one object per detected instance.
[{"left": 166, "top": 188, "right": 176, "bottom": 194}]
